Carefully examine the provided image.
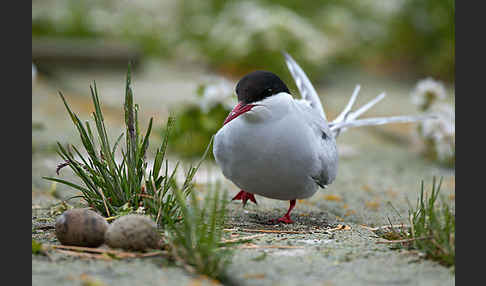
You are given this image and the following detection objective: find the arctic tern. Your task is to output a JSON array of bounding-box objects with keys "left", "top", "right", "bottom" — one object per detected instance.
[{"left": 213, "top": 52, "right": 433, "bottom": 224}]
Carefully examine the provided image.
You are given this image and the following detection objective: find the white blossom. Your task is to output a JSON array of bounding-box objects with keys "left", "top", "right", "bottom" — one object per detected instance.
[
  {"left": 410, "top": 77, "right": 454, "bottom": 166},
  {"left": 411, "top": 77, "right": 447, "bottom": 110},
  {"left": 417, "top": 102, "right": 455, "bottom": 166},
  {"left": 198, "top": 78, "right": 236, "bottom": 113}
]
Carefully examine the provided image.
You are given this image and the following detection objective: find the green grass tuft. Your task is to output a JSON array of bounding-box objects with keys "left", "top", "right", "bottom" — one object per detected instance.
[
  {"left": 43, "top": 64, "right": 206, "bottom": 226},
  {"left": 380, "top": 177, "right": 455, "bottom": 268},
  {"left": 408, "top": 177, "right": 455, "bottom": 267},
  {"left": 166, "top": 184, "right": 232, "bottom": 280}
]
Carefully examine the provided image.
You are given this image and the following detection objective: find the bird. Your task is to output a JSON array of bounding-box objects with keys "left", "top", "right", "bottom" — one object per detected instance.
[{"left": 213, "top": 52, "right": 433, "bottom": 224}]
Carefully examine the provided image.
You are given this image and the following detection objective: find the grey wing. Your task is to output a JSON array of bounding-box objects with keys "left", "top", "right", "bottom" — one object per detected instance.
[
  {"left": 312, "top": 122, "right": 338, "bottom": 188},
  {"left": 283, "top": 52, "right": 327, "bottom": 120},
  {"left": 314, "top": 126, "right": 338, "bottom": 188},
  {"left": 294, "top": 101, "right": 338, "bottom": 187}
]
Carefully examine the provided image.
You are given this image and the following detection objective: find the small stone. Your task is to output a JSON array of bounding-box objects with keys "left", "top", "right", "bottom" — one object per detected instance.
[
  {"left": 55, "top": 208, "right": 108, "bottom": 247},
  {"left": 105, "top": 215, "right": 160, "bottom": 251}
]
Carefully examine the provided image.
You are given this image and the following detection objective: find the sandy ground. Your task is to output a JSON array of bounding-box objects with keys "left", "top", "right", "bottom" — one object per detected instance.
[{"left": 32, "top": 61, "right": 454, "bottom": 286}]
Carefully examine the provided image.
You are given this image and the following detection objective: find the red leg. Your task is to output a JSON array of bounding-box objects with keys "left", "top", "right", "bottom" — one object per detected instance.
[
  {"left": 232, "top": 190, "right": 257, "bottom": 206},
  {"left": 270, "top": 200, "right": 296, "bottom": 224}
]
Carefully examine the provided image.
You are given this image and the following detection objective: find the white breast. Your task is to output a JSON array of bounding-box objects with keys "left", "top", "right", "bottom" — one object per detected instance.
[{"left": 213, "top": 97, "right": 330, "bottom": 200}]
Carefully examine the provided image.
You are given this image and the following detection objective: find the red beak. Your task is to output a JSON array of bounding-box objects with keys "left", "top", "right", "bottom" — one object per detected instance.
[{"left": 223, "top": 102, "right": 255, "bottom": 125}]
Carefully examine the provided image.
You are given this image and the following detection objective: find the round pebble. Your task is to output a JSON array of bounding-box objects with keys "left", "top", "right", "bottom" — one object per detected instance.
[
  {"left": 105, "top": 215, "right": 160, "bottom": 251},
  {"left": 55, "top": 208, "right": 108, "bottom": 247}
]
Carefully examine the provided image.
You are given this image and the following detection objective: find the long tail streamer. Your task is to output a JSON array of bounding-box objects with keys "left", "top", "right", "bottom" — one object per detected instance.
[{"left": 283, "top": 52, "right": 436, "bottom": 138}]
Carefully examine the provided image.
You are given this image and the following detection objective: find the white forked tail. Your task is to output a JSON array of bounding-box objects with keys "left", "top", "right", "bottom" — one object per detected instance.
[
  {"left": 329, "top": 85, "right": 436, "bottom": 138},
  {"left": 283, "top": 51, "right": 436, "bottom": 138}
]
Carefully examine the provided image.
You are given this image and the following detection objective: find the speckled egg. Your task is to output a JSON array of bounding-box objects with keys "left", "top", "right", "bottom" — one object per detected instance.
[
  {"left": 55, "top": 208, "right": 108, "bottom": 247},
  {"left": 105, "top": 215, "right": 161, "bottom": 251}
]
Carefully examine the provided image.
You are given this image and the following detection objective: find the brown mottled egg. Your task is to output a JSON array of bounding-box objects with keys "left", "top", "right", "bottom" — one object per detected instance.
[
  {"left": 55, "top": 208, "right": 108, "bottom": 247},
  {"left": 105, "top": 215, "right": 160, "bottom": 251}
]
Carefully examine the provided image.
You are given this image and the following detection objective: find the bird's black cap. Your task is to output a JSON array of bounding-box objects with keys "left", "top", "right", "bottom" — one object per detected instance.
[{"left": 235, "top": 70, "right": 290, "bottom": 104}]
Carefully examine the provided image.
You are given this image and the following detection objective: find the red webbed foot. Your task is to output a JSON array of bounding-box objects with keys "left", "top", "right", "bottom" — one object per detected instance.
[
  {"left": 269, "top": 199, "right": 296, "bottom": 224},
  {"left": 232, "top": 190, "right": 257, "bottom": 206},
  {"left": 269, "top": 215, "right": 294, "bottom": 224}
]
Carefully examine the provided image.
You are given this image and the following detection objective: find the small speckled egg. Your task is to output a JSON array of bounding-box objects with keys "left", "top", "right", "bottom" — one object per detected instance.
[
  {"left": 105, "top": 215, "right": 161, "bottom": 251},
  {"left": 55, "top": 208, "right": 108, "bottom": 247}
]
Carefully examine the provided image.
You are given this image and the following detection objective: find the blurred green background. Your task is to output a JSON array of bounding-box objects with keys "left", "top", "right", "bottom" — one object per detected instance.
[{"left": 32, "top": 0, "right": 454, "bottom": 82}]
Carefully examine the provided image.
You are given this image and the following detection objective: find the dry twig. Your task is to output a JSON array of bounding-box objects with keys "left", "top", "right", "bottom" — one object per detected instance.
[
  {"left": 327, "top": 224, "right": 351, "bottom": 231},
  {"left": 360, "top": 224, "right": 410, "bottom": 231},
  {"left": 229, "top": 229, "right": 307, "bottom": 234},
  {"left": 220, "top": 234, "right": 266, "bottom": 244},
  {"left": 376, "top": 236, "right": 433, "bottom": 244},
  {"left": 233, "top": 244, "right": 304, "bottom": 249},
  {"left": 47, "top": 244, "right": 167, "bottom": 259},
  {"left": 55, "top": 249, "right": 111, "bottom": 260}
]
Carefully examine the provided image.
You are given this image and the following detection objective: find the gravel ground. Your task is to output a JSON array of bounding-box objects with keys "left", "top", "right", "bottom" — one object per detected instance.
[{"left": 32, "top": 62, "right": 454, "bottom": 286}]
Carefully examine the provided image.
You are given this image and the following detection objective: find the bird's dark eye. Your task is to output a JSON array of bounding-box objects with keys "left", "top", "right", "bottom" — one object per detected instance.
[
  {"left": 321, "top": 131, "right": 327, "bottom": 140},
  {"left": 235, "top": 70, "right": 289, "bottom": 104}
]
